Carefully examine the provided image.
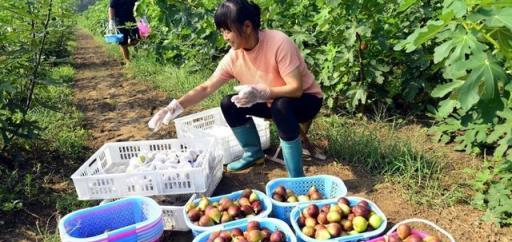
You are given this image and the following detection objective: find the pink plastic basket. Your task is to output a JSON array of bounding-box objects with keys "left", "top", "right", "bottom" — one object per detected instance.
[
  {"left": 367, "top": 218, "right": 455, "bottom": 242},
  {"left": 137, "top": 17, "right": 151, "bottom": 38}
]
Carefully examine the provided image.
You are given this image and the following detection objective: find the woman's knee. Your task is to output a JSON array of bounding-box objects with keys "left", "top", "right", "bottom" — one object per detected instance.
[
  {"left": 220, "top": 94, "right": 236, "bottom": 111},
  {"left": 270, "top": 97, "right": 293, "bottom": 116}
]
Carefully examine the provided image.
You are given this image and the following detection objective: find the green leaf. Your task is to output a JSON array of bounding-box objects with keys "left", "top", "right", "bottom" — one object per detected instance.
[
  {"left": 485, "top": 8, "right": 512, "bottom": 30},
  {"left": 437, "top": 99, "right": 459, "bottom": 118},
  {"left": 413, "top": 19, "right": 449, "bottom": 47},
  {"left": 431, "top": 80, "right": 464, "bottom": 97},
  {"left": 398, "top": 0, "right": 418, "bottom": 12},
  {"left": 491, "top": 28, "right": 512, "bottom": 58},
  {"left": 458, "top": 53, "right": 507, "bottom": 109},
  {"left": 443, "top": 0, "right": 467, "bottom": 18},
  {"left": 434, "top": 39, "right": 456, "bottom": 63}
]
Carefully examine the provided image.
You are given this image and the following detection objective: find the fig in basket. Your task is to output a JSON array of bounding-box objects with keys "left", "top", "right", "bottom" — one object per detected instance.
[
  {"left": 207, "top": 221, "right": 287, "bottom": 242},
  {"left": 296, "top": 197, "right": 385, "bottom": 240},
  {"left": 271, "top": 185, "right": 323, "bottom": 203},
  {"left": 186, "top": 189, "right": 265, "bottom": 226},
  {"left": 379, "top": 224, "right": 442, "bottom": 242}
]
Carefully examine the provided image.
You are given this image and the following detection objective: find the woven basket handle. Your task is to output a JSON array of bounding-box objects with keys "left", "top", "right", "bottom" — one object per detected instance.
[{"left": 387, "top": 218, "right": 455, "bottom": 242}]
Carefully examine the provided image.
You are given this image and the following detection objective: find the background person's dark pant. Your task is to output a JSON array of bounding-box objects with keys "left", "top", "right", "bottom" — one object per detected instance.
[{"left": 220, "top": 93, "right": 322, "bottom": 141}]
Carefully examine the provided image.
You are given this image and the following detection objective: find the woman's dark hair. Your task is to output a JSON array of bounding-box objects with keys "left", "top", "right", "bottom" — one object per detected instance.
[{"left": 214, "top": 0, "right": 261, "bottom": 33}]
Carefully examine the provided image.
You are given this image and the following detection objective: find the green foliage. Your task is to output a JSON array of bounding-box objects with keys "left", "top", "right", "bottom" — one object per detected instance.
[
  {"left": 0, "top": 0, "right": 76, "bottom": 153},
  {"left": 82, "top": 0, "right": 444, "bottom": 113},
  {"left": 397, "top": 0, "right": 512, "bottom": 160},
  {"left": 469, "top": 160, "right": 512, "bottom": 226},
  {"left": 397, "top": 0, "right": 512, "bottom": 225}
]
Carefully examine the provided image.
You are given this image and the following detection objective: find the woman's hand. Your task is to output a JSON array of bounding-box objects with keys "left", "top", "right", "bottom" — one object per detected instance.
[
  {"left": 231, "top": 84, "right": 270, "bottom": 107},
  {"left": 148, "top": 99, "right": 184, "bottom": 132}
]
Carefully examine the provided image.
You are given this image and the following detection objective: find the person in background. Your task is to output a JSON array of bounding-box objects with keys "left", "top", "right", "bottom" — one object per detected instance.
[
  {"left": 148, "top": 0, "right": 323, "bottom": 178},
  {"left": 108, "top": 0, "right": 139, "bottom": 63}
]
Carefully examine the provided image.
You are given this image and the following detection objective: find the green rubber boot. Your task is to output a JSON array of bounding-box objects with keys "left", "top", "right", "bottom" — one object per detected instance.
[
  {"left": 226, "top": 120, "right": 264, "bottom": 171},
  {"left": 281, "top": 137, "right": 305, "bottom": 177}
]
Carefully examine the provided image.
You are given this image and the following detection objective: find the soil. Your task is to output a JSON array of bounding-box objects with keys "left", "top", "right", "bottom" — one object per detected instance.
[{"left": 6, "top": 30, "right": 511, "bottom": 241}]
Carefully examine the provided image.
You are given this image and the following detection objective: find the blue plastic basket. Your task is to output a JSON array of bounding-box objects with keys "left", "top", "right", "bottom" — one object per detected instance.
[
  {"left": 192, "top": 217, "right": 297, "bottom": 242},
  {"left": 58, "top": 196, "right": 163, "bottom": 242},
  {"left": 104, "top": 34, "right": 124, "bottom": 44},
  {"left": 265, "top": 175, "right": 347, "bottom": 225},
  {"left": 183, "top": 190, "right": 273, "bottom": 237},
  {"left": 290, "top": 196, "right": 387, "bottom": 242}
]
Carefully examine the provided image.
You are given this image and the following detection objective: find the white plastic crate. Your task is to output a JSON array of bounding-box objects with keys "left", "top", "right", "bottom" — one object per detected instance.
[
  {"left": 159, "top": 154, "right": 222, "bottom": 231},
  {"left": 174, "top": 107, "right": 270, "bottom": 164},
  {"left": 100, "top": 157, "right": 223, "bottom": 231},
  {"left": 71, "top": 138, "right": 222, "bottom": 200}
]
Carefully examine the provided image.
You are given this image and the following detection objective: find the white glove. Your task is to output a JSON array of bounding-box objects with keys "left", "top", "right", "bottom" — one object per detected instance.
[
  {"left": 108, "top": 19, "right": 115, "bottom": 31},
  {"left": 230, "top": 84, "right": 270, "bottom": 108},
  {"left": 148, "top": 99, "right": 184, "bottom": 132}
]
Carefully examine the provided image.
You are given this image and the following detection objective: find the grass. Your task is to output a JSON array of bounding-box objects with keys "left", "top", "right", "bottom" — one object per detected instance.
[
  {"left": 312, "top": 115, "right": 465, "bottom": 206},
  {"left": 130, "top": 56, "right": 236, "bottom": 109}
]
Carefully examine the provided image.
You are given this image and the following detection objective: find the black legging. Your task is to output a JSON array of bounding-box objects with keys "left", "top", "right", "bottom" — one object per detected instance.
[{"left": 220, "top": 93, "right": 323, "bottom": 141}]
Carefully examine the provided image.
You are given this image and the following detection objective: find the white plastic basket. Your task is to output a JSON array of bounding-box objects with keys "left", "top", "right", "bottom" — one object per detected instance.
[
  {"left": 71, "top": 138, "right": 222, "bottom": 200},
  {"left": 174, "top": 107, "right": 270, "bottom": 164}
]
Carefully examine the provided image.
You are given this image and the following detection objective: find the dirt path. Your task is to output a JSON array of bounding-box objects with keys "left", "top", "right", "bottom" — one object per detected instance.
[{"left": 72, "top": 30, "right": 510, "bottom": 242}]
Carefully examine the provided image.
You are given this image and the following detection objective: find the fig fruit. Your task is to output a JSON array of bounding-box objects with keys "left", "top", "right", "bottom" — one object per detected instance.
[
  {"left": 308, "top": 185, "right": 318, "bottom": 195},
  {"left": 423, "top": 235, "right": 442, "bottom": 242},
  {"left": 302, "top": 226, "right": 315, "bottom": 237},
  {"left": 227, "top": 205, "right": 240, "bottom": 217},
  {"left": 310, "top": 191, "right": 322, "bottom": 200},
  {"left": 304, "top": 204, "right": 319, "bottom": 218},
  {"left": 315, "top": 227, "right": 331, "bottom": 240},
  {"left": 357, "top": 200, "right": 369, "bottom": 209},
  {"left": 249, "top": 192, "right": 259, "bottom": 203},
  {"left": 317, "top": 212, "right": 328, "bottom": 224},
  {"left": 269, "top": 230, "right": 284, "bottom": 242},
  {"left": 247, "top": 221, "right": 260, "bottom": 231},
  {"left": 198, "top": 214, "right": 213, "bottom": 226},
  {"left": 298, "top": 195, "right": 310, "bottom": 202},
  {"left": 352, "top": 216, "right": 368, "bottom": 232},
  {"left": 274, "top": 186, "right": 286, "bottom": 197},
  {"left": 246, "top": 230, "right": 264, "bottom": 242},
  {"left": 368, "top": 214, "right": 383, "bottom": 229},
  {"left": 321, "top": 204, "right": 330, "bottom": 214},
  {"left": 240, "top": 205, "right": 254, "bottom": 216},
  {"left": 261, "top": 228, "right": 271, "bottom": 241},
  {"left": 187, "top": 208, "right": 201, "bottom": 222},
  {"left": 272, "top": 193, "right": 284, "bottom": 202},
  {"left": 231, "top": 228, "right": 243, "bottom": 237},
  {"left": 404, "top": 234, "right": 422, "bottom": 242},
  {"left": 337, "top": 197, "right": 350, "bottom": 206},
  {"left": 327, "top": 211, "right": 342, "bottom": 223},
  {"left": 220, "top": 211, "right": 232, "bottom": 223},
  {"left": 396, "top": 224, "right": 411, "bottom": 239},
  {"left": 251, "top": 200, "right": 262, "bottom": 214},
  {"left": 305, "top": 217, "right": 317, "bottom": 227},
  {"left": 352, "top": 205, "right": 370, "bottom": 219},
  {"left": 360, "top": 42, "right": 368, "bottom": 50},
  {"left": 239, "top": 197, "right": 250, "bottom": 206},
  {"left": 326, "top": 223, "right": 342, "bottom": 237},
  {"left": 341, "top": 219, "right": 353, "bottom": 231},
  {"left": 339, "top": 203, "right": 351, "bottom": 215},
  {"left": 287, "top": 196, "right": 298, "bottom": 203},
  {"left": 241, "top": 188, "right": 252, "bottom": 198}
]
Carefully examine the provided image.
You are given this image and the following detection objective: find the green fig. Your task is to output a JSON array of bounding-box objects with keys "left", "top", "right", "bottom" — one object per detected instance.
[
  {"left": 249, "top": 192, "right": 259, "bottom": 202},
  {"left": 198, "top": 196, "right": 210, "bottom": 211}
]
